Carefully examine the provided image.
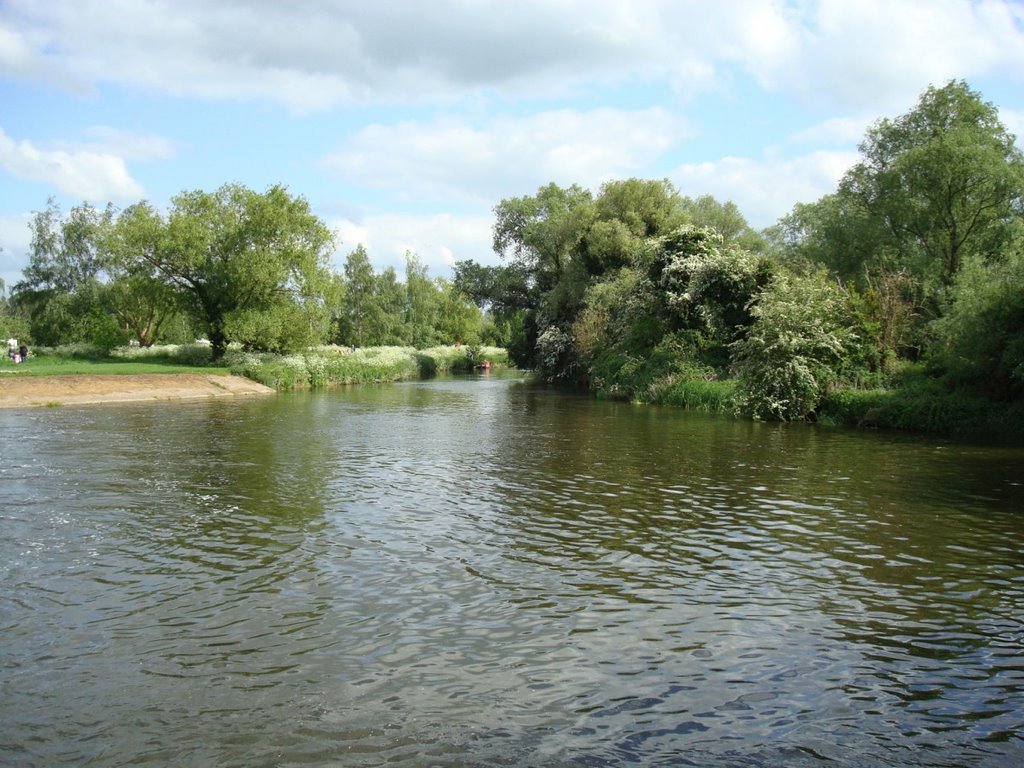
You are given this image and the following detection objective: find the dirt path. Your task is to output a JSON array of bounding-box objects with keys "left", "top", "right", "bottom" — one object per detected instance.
[{"left": 0, "top": 373, "right": 274, "bottom": 408}]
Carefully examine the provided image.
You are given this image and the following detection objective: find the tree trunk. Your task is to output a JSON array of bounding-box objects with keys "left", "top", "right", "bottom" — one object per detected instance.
[{"left": 209, "top": 325, "right": 227, "bottom": 360}]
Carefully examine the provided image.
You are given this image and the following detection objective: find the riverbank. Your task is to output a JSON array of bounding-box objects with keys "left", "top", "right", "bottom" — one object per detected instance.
[
  {"left": 0, "top": 343, "right": 511, "bottom": 408},
  {"left": 0, "top": 373, "right": 273, "bottom": 408}
]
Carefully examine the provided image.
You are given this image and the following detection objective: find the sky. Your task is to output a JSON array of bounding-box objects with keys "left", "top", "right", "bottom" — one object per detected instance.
[{"left": 1, "top": 0, "right": 1023, "bottom": 290}]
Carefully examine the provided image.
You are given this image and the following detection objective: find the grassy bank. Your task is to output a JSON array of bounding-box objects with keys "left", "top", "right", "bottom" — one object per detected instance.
[
  {"left": 1, "top": 342, "right": 510, "bottom": 390},
  {"left": 598, "top": 361, "right": 1024, "bottom": 443},
  {"left": 816, "top": 368, "right": 1024, "bottom": 443},
  {"left": 1, "top": 343, "right": 231, "bottom": 376}
]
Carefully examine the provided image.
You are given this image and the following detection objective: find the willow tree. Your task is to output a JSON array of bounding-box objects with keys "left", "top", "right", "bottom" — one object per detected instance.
[{"left": 114, "top": 184, "right": 335, "bottom": 358}]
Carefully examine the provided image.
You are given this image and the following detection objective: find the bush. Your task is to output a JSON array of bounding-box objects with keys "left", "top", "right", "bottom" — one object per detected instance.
[
  {"left": 652, "top": 225, "right": 773, "bottom": 344},
  {"left": 732, "top": 272, "right": 858, "bottom": 421},
  {"left": 930, "top": 245, "right": 1024, "bottom": 399}
]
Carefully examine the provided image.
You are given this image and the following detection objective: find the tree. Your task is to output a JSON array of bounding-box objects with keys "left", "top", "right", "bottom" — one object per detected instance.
[
  {"left": 14, "top": 199, "right": 114, "bottom": 346},
  {"left": 374, "top": 266, "right": 407, "bottom": 345},
  {"left": 679, "top": 194, "right": 765, "bottom": 252},
  {"left": 492, "top": 182, "right": 595, "bottom": 292},
  {"left": 840, "top": 80, "right": 1024, "bottom": 289},
  {"left": 452, "top": 259, "right": 532, "bottom": 355},
  {"left": 433, "top": 279, "right": 484, "bottom": 345},
  {"left": 129, "top": 184, "right": 335, "bottom": 358},
  {"left": 581, "top": 178, "right": 686, "bottom": 274},
  {"left": 404, "top": 252, "right": 439, "bottom": 348},
  {"left": 19, "top": 198, "right": 112, "bottom": 294},
  {"left": 105, "top": 202, "right": 187, "bottom": 346},
  {"left": 931, "top": 230, "right": 1024, "bottom": 399},
  {"left": 337, "top": 245, "right": 378, "bottom": 347}
]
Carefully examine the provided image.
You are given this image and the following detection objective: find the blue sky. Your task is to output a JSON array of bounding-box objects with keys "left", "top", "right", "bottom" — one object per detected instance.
[{"left": 2, "top": 0, "right": 1023, "bottom": 289}]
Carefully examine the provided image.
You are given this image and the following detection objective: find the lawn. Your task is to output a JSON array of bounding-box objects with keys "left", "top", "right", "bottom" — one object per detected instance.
[{"left": 0, "top": 356, "right": 231, "bottom": 377}]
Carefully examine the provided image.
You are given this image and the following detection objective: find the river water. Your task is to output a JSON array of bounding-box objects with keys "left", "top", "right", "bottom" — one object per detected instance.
[{"left": 1, "top": 373, "right": 1023, "bottom": 767}]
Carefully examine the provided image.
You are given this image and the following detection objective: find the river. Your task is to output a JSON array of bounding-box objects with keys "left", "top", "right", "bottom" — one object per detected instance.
[{"left": 1, "top": 373, "right": 1023, "bottom": 767}]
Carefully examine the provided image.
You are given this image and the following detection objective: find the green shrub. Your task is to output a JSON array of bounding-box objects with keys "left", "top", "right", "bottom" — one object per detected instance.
[{"left": 930, "top": 246, "right": 1024, "bottom": 399}]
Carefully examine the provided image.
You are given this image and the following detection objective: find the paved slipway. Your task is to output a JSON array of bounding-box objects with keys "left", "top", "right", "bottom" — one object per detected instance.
[{"left": 0, "top": 373, "right": 274, "bottom": 408}]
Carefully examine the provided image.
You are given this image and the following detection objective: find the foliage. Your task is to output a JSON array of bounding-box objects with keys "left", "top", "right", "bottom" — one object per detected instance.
[
  {"left": 731, "top": 272, "right": 860, "bottom": 421},
  {"left": 535, "top": 325, "right": 575, "bottom": 383},
  {"left": 649, "top": 377, "right": 739, "bottom": 412},
  {"left": 651, "top": 225, "right": 774, "bottom": 345},
  {"left": 930, "top": 240, "right": 1024, "bottom": 399},
  {"left": 841, "top": 80, "right": 1024, "bottom": 289},
  {"left": 111, "top": 342, "right": 215, "bottom": 366},
  {"left": 493, "top": 182, "right": 595, "bottom": 291},
  {"left": 404, "top": 252, "right": 441, "bottom": 348},
  {"left": 816, "top": 364, "right": 1024, "bottom": 439},
  {"left": 18, "top": 198, "right": 113, "bottom": 294},
  {"left": 432, "top": 280, "right": 485, "bottom": 346},
  {"left": 678, "top": 194, "right": 765, "bottom": 252},
  {"left": 223, "top": 299, "right": 325, "bottom": 353},
  {"left": 782, "top": 80, "right": 1024, "bottom": 302},
  {"left": 118, "top": 184, "right": 336, "bottom": 359},
  {"left": 0, "top": 310, "right": 31, "bottom": 346},
  {"left": 13, "top": 200, "right": 116, "bottom": 347}
]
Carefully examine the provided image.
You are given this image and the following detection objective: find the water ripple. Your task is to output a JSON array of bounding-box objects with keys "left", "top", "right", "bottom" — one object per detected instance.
[{"left": 1, "top": 384, "right": 1023, "bottom": 766}]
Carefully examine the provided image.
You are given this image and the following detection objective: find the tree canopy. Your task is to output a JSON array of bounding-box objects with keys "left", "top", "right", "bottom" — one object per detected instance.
[
  {"left": 5, "top": 184, "right": 493, "bottom": 356},
  {"left": 789, "top": 80, "right": 1024, "bottom": 292}
]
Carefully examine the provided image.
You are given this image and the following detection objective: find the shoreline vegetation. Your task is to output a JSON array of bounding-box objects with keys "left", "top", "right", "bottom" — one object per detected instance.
[{"left": 3, "top": 343, "right": 1022, "bottom": 444}]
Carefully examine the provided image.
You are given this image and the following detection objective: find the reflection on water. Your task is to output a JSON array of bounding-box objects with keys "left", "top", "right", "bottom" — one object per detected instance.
[{"left": 1, "top": 374, "right": 1023, "bottom": 767}]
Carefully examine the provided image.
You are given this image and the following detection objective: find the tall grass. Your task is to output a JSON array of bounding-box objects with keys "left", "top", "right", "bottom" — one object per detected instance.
[
  {"left": 648, "top": 375, "right": 739, "bottom": 413},
  {"left": 226, "top": 345, "right": 509, "bottom": 390},
  {"left": 817, "top": 364, "right": 1024, "bottom": 441}
]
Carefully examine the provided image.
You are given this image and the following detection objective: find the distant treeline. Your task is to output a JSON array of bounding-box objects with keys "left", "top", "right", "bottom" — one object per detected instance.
[{"left": 0, "top": 185, "right": 500, "bottom": 360}]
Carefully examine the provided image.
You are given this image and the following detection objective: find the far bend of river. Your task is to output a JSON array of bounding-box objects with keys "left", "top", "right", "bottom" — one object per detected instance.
[{"left": 2, "top": 374, "right": 1024, "bottom": 768}]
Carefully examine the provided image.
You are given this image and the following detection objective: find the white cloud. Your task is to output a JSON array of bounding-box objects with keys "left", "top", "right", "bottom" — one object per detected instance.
[
  {"left": 674, "top": 150, "right": 859, "bottom": 228},
  {"left": 0, "top": 126, "right": 145, "bottom": 201},
  {"left": 321, "top": 107, "right": 688, "bottom": 205},
  {"left": 0, "top": 212, "right": 32, "bottom": 289},
  {"left": 4, "top": 0, "right": 1021, "bottom": 113},
  {"left": 76, "top": 127, "right": 175, "bottom": 161},
  {"left": 790, "top": 116, "right": 872, "bottom": 147},
  {"left": 771, "top": 0, "right": 1024, "bottom": 111},
  {"left": 330, "top": 212, "right": 495, "bottom": 277}
]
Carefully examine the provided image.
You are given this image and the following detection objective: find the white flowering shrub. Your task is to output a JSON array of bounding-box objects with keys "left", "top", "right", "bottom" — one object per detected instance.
[
  {"left": 732, "top": 273, "right": 856, "bottom": 421},
  {"left": 535, "top": 325, "right": 574, "bottom": 382},
  {"left": 657, "top": 225, "right": 772, "bottom": 345}
]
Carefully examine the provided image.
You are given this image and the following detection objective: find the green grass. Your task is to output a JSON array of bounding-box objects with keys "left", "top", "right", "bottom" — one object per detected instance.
[{"left": 0, "top": 356, "right": 231, "bottom": 377}]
